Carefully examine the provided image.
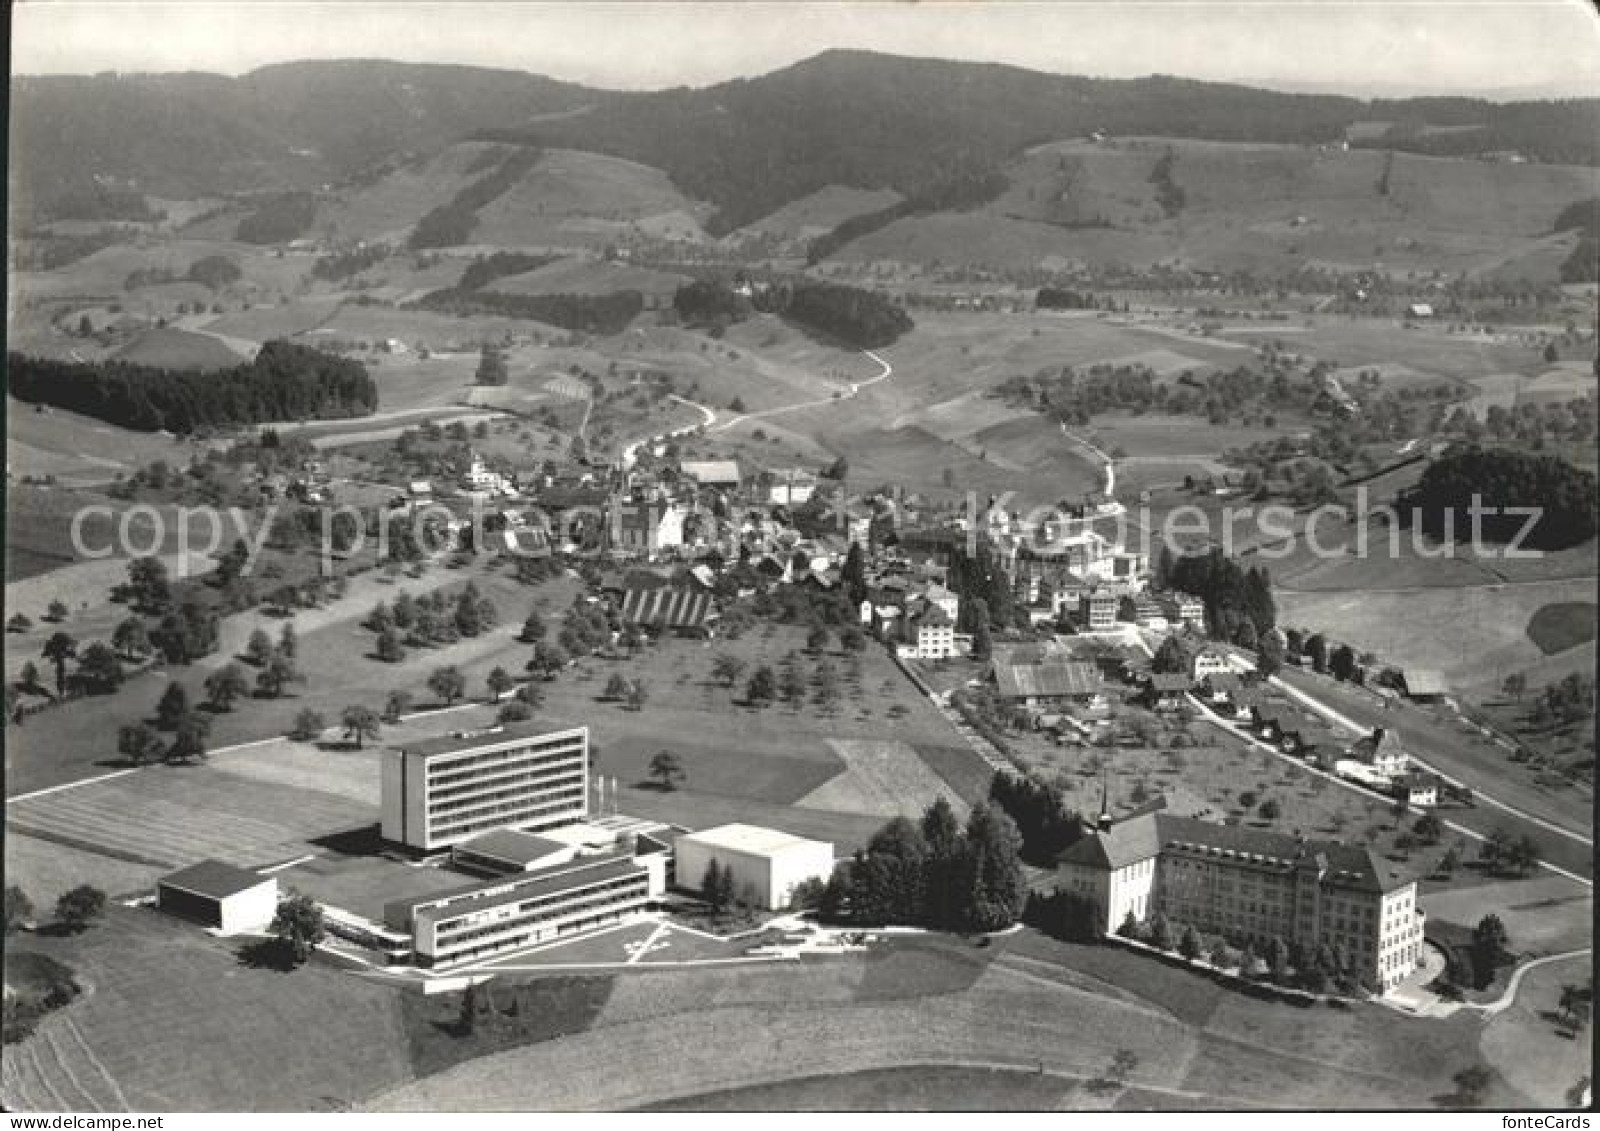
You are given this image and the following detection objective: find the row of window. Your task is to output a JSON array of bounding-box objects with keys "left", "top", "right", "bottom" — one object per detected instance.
[
  {"left": 433, "top": 880, "right": 650, "bottom": 951},
  {"left": 427, "top": 769, "right": 587, "bottom": 817},
  {"left": 429, "top": 789, "right": 586, "bottom": 840},
  {"left": 427, "top": 751, "right": 587, "bottom": 797},
  {"left": 426, "top": 737, "right": 587, "bottom": 780}
]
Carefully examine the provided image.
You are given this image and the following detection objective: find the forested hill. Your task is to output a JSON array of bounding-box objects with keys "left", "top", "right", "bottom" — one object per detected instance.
[
  {"left": 7, "top": 341, "right": 378, "bottom": 434},
  {"left": 489, "top": 51, "right": 1370, "bottom": 232},
  {"left": 15, "top": 50, "right": 1600, "bottom": 229}
]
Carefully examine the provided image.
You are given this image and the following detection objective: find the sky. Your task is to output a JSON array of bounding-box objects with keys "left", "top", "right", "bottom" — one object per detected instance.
[{"left": 11, "top": 0, "right": 1600, "bottom": 99}]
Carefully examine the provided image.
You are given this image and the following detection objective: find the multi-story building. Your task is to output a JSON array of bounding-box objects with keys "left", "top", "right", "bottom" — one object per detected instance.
[
  {"left": 1161, "top": 593, "right": 1205, "bottom": 628},
  {"left": 1059, "top": 807, "right": 1425, "bottom": 992},
  {"left": 905, "top": 606, "right": 957, "bottom": 660},
  {"left": 1079, "top": 589, "right": 1118, "bottom": 631},
  {"left": 385, "top": 844, "right": 669, "bottom": 968},
  {"left": 380, "top": 722, "right": 590, "bottom": 852},
  {"left": 1191, "top": 646, "right": 1233, "bottom": 683}
]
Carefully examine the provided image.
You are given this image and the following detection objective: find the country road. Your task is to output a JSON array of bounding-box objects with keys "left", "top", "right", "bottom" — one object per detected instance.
[{"left": 710, "top": 348, "right": 893, "bottom": 432}]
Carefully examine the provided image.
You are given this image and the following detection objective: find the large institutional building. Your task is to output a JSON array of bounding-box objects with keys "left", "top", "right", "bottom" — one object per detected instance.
[
  {"left": 675, "top": 823, "right": 834, "bottom": 911},
  {"left": 380, "top": 722, "right": 590, "bottom": 852},
  {"left": 1059, "top": 806, "right": 1426, "bottom": 992},
  {"left": 385, "top": 838, "right": 670, "bottom": 968}
]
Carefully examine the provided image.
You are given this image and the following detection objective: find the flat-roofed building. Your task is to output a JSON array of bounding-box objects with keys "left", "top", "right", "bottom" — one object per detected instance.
[
  {"left": 674, "top": 824, "right": 834, "bottom": 911},
  {"left": 381, "top": 722, "right": 590, "bottom": 853},
  {"left": 452, "top": 829, "right": 577, "bottom": 875},
  {"left": 384, "top": 847, "right": 668, "bottom": 968},
  {"left": 157, "top": 860, "right": 278, "bottom": 933}
]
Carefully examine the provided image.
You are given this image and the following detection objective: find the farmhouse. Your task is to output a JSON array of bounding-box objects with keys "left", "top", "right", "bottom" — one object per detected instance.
[
  {"left": 1190, "top": 646, "right": 1233, "bottom": 683},
  {"left": 380, "top": 722, "right": 591, "bottom": 852},
  {"left": 674, "top": 824, "right": 834, "bottom": 911},
  {"left": 1058, "top": 808, "right": 1426, "bottom": 991},
  {"left": 1348, "top": 727, "right": 1409, "bottom": 777},
  {"left": 993, "top": 657, "right": 1103, "bottom": 710},
  {"left": 157, "top": 860, "right": 278, "bottom": 933},
  {"left": 1142, "top": 673, "right": 1190, "bottom": 711},
  {"left": 1401, "top": 771, "right": 1439, "bottom": 809},
  {"left": 1399, "top": 670, "right": 1449, "bottom": 702}
]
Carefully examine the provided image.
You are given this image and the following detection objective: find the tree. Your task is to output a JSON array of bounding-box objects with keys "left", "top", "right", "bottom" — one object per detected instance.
[
  {"left": 46, "top": 599, "right": 70, "bottom": 623},
  {"left": 1267, "top": 936, "right": 1292, "bottom": 982},
  {"left": 277, "top": 621, "right": 298, "bottom": 660},
  {"left": 778, "top": 663, "right": 807, "bottom": 707},
  {"left": 486, "top": 666, "right": 515, "bottom": 701},
  {"left": 840, "top": 626, "right": 865, "bottom": 652},
  {"left": 1305, "top": 634, "right": 1328, "bottom": 674},
  {"left": 428, "top": 665, "right": 465, "bottom": 705},
  {"left": 805, "top": 624, "right": 830, "bottom": 654},
  {"left": 117, "top": 722, "right": 164, "bottom": 765},
  {"left": 7, "top": 613, "right": 32, "bottom": 633},
  {"left": 1501, "top": 673, "right": 1527, "bottom": 701},
  {"left": 746, "top": 665, "right": 776, "bottom": 706},
  {"left": 41, "top": 632, "right": 77, "bottom": 695},
  {"left": 375, "top": 626, "right": 406, "bottom": 662},
  {"left": 1152, "top": 635, "right": 1188, "bottom": 674},
  {"left": 1413, "top": 813, "right": 1444, "bottom": 844},
  {"left": 1257, "top": 798, "right": 1281, "bottom": 821},
  {"left": 1450, "top": 1065, "right": 1493, "bottom": 1108},
  {"left": 269, "top": 893, "right": 326, "bottom": 966},
  {"left": 340, "top": 705, "right": 381, "bottom": 749},
  {"left": 17, "top": 661, "right": 40, "bottom": 691},
  {"left": 245, "top": 627, "right": 275, "bottom": 667},
  {"left": 168, "top": 712, "right": 211, "bottom": 763},
  {"left": 1147, "top": 913, "right": 1176, "bottom": 951},
  {"left": 112, "top": 616, "right": 151, "bottom": 660},
  {"left": 626, "top": 680, "right": 649, "bottom": 711},
  {"left": 382, "top": 690, "right": 413, "bottom": 724},
  {"left": 1329, "top": 644, "right": 1357, "bottom": 682},
  {"left": 1255, "top": 631, "right": 1283, "bottom": 678},
  {"left": 1178, "top": 925, "right": 1204, "bottom": 963},
  {"left": 1472, "top": 914, "right": 1510, "bottom": 987},
  {"left": 521, "top": 609, "right": 547, "bottom": 642},
  {"left": 603, "top": 673, "right": 630, "bottom": 701},
  {"left": 5, "top": 885, "right": 34, "bottom": 934},
  {"left": 475, "top": 344, "right": 508, "bottom": 386},
  {"left": 711, "top": 654, "right": 747, "bottom": 688},
  {"left": 970, "top": 598, "right": 993, "bottom": 661},
  {"left": 1508, "top": 833, "right": 1541, "bottom": 876},
  {"left": 1439, "top": 843, "right": 1463, "bottom": 876},
  {"left": 1118, "top": 910, "right": 1142, "bottom": 940},
  {"left": 289, "top": 708, "right": 325, "bottom": 742},
  {"left": 1558, "top": 983, "right": 1592, "bottom": 1032},
  {"left": 256, "top": 651, "right": 302, "bottom": 698},
  {"left": 75, "top": 641, "right": 125, "bottom": 691},
  {"left": 649, "top": 749, "right": 685, "bottom": 791},
  {"left": 841, "top": 542, "right": 867, "bottom": 607},
  {"left": 155, "top": 681, "right": 190, "bottom": 729},
  {"left": 204, "top": 662, "right": 251, "bottom": 711},
  {"left": 55, "top": 885, "right": 107, "bottom": 932},
  {"left": 1233, "top": 618, "right": 1258, "bottom": 651},
  {"left": 701, "top": 858, "right": 736, "bottom": 913}
]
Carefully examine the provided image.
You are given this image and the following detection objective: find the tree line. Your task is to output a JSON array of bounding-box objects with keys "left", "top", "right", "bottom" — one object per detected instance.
[
  {"left": 235, "top": 191, "right": 317, "bottom": 245},
  {"left": 1399, "top": 445, "right": 1597, "bottom": 551},
  {"left": 819, "top": 798, "right": 1028, "bottom": 932},
  {"left": 412, "top": 287, "right": 644, "bottom": 335},
  {"left": 1160, "top": 547, "right": 1278, "bottom": 643},
  {"left": 408, "top": 145, "right": 542, "bottom": 249},
  {"left": 7, "top": 340, "right": 378, "bottom": 434}
]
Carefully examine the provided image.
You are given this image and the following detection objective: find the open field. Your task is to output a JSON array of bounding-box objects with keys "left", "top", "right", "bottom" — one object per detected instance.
[
  {"left": 1477, "top": 953, "right": 1595, "bottom": 1108},
  {"left": 317, "top": 142, "right": 510, "bottom": 242},
  {"left": 370, "top": 929, "right": 1497, "bottom": 1110},
  {"left": 733, "top": 184, "right": 904, "bottom": 243},
  {"left": 1, "top": 907, "right": 412, "bottom": 1112},
  {"left": 5, "top": 402, "right": 201, "bottom": 487},
  {"left": 795, "top": 739, "right": 972, "bottom": 820},
  {"left": 1421, "top": 876, "right": 1593, "bottom": 957},
  {"left": 1276, "top": 577, "right": 1597, "bottom": 695},
  {"left": 109, "top": 326, "right": 249, "bottom": 370},
  {"left": 646, "top": 1065, "right": 1084, "bottom": 1111},
  {"left": 473, "top": 149, "right": 713, "bottom": 248}
]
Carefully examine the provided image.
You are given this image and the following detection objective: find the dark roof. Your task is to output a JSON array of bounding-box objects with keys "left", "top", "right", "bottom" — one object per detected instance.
[
  {"left": 1059, "top": 814, "right": 1163, "bottom": 870},
  {"left": 1147, "top": 673, "right": 1191, "bottom": 693},
  {"left": 454, "top": 829, "right": 570, "bottom": 867},
  {"left": 994, "top": 660, "right": 1100, "bottom": 699},
  {"left": 620, "top": 585, "right": 714, "bottom": 630},
  {"left": 537, "top": 486, "right": 609, "bottom": 510},
  {"left": 397, "top": 719, "right": 587, "bottom": 760},
  {"left": 160, "top": 860, "right": 271, "bottom": 900},
  {"left": 1155, "top": 814, "right": 1408, "bottom": 894},
  {"left": 393, "top": 853, "right": 644, "bottom": 924},
  {"left": 1351, "top": 728, "right": 1406, "bottom": 761},
  {"left": 1203, "top": 672, "right": 1243, "bottom": 691}
]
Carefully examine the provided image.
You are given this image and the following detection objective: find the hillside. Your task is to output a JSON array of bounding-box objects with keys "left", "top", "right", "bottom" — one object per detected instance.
[
  {"left": 16, "top": 51, "right": 1597, "bottom": 235},
  {"left": 831, "top": 137, "right": 1598, "bottom": 277}
]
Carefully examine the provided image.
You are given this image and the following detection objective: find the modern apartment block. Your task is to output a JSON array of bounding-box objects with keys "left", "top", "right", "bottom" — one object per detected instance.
[
  {"left": 1059, "top": 806, "right": 1426, "bottom": 992},
  {"left": 380, "top": 722, "right": 590, "bottom": 852}
]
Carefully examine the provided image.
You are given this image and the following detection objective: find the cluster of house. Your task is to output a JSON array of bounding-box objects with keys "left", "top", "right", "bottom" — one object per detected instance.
[{"left": 154, "top": 719, "right": 837, "bottom": 970}]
